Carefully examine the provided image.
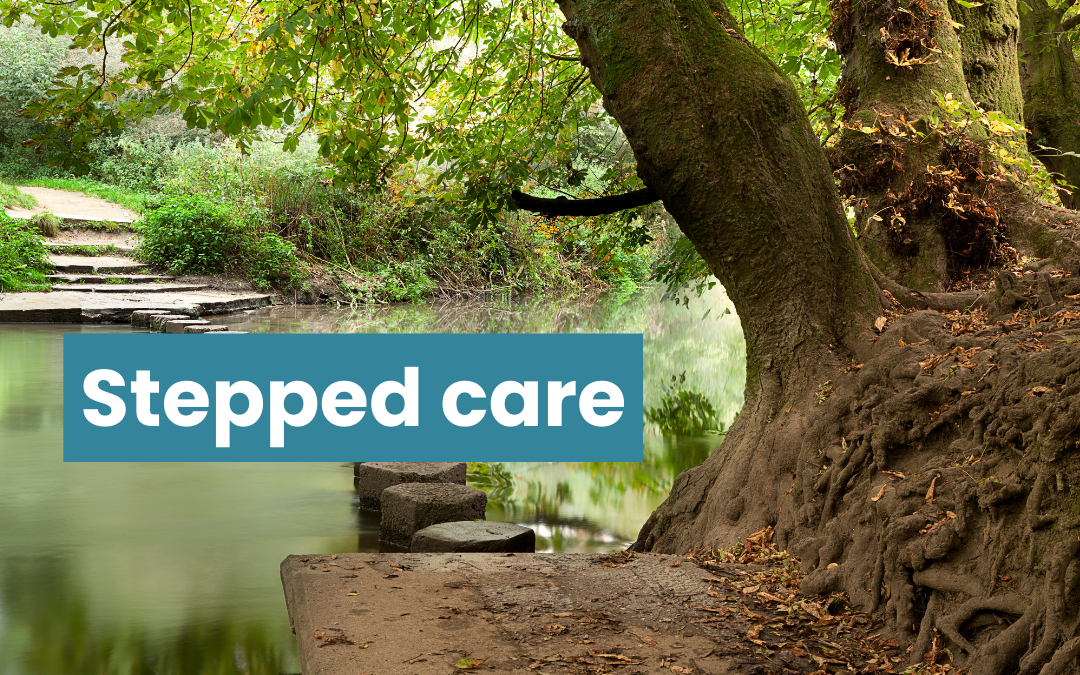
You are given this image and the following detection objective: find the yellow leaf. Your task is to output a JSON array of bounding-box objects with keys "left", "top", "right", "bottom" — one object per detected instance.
[
  {"left": 378, "top": 90, "right": 386, "bottom": 107},
  {"left": 455, "top": 655, "right": 492, "bottom": 670}
]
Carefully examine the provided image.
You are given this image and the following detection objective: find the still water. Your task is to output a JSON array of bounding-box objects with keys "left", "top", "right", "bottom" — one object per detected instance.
[{"left": 0, "top": 286, "right": 745, "bottom": 674}]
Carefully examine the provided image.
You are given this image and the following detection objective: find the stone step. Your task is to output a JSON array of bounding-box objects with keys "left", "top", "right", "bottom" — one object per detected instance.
[
  {"left": 49, "top": 254, "right": 147, "bottom": 274},
  {"left": 44, "top": 241, "right": 137, "bottom": 255},
  {"left": 48, "top": 274, "right": 175, "bottom": 284},
  {"left": 50, "top": 283, "right": 211, "bottom": 294}
]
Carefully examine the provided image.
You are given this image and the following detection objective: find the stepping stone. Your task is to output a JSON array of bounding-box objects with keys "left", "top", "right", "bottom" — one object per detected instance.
[
  {"left": 410, "top": 521, "right": 535, "bottom": 553},
  {"left": 131, "top": 310, "right": 175, "bottom": 327},
  {"left": 379, "top": 483, "right": 487, "bottom": 548},
  {"left": 165, "top": 319, "right": 210, "bottom": 333},
  {"left": 184, "top": 325, "right": 229, "bottom": 333},
  {"left": 354, "top": 462, "right": 467, "bottom": 510},
  {"left": 206, "top": 331, "right": 248, "bottom": 334},
  {"left": 149, "top": 314, "right": 192, "bottom": 332}
]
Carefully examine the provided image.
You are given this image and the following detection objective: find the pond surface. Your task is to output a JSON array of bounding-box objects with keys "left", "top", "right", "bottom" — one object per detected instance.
[{"left": 0, "top": 286, "right": 745, "bottom": 674}]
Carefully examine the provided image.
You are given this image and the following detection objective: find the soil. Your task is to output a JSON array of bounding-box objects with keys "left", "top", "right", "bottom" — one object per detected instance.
[{"left": 3, "top": 186, "right": 138, "bottom": 222}]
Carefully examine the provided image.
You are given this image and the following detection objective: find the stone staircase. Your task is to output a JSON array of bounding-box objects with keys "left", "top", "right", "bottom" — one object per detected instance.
[
  {"left": 44, "top": 239, "right": 214, "bottom": 293},
  {"left": 0, "top": 188, "right": 275, "bottom": 323}
]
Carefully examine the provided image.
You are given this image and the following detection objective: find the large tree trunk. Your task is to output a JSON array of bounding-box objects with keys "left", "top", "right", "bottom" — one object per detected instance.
[
  {"left": 555, "top": 2, "right": 1080, "bottom": 673},
  {"left": 832, "top": 0, "right": 1080, "bottom": 290},
  {"left": 1019, "top": 0, "right": 1080, "bottom": 209},
  {"left": 554, "top": 0, "right": 883, "bottom": 548}
]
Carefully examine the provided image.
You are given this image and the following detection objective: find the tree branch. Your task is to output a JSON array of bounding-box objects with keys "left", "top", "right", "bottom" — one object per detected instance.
[
  {"left": 509, "top": 187, "right": 659, "bottom": 216},
  {"left": 1061, "top": 12, "right": 1080, "bottom": 33}
]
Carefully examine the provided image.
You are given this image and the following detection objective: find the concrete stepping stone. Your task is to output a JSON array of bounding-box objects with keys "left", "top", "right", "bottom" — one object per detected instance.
[
  {"left": 183, "top": 324, "right": 229, "bottom": 333},
  {"left": 165, "top": 319, "right": 210, "bottom": 333},
  {"left": 354, "top": 462, "right": 467, "bottom": 510},
  {"left": 149, "top": 314, "right": 193, "bottom": 332},
  {"left": 131, "top": 309, "right": 185, "bottom": 327},
  {"left": 380, "top": 483, "right": 487, "bottom": 547},
  {"left": 411, "top": 521, "right": 535, "bottom": 553}
]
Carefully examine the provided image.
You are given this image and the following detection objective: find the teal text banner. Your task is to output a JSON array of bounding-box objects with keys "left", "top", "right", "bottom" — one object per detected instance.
[{"left": 63, "top": 333, "right": 643, "bottom": 462}]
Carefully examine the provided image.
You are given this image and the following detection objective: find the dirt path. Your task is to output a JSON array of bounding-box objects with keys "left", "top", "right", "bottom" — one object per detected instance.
[{"left": 3, "top": 186, "right": 138, "bottom": 223}]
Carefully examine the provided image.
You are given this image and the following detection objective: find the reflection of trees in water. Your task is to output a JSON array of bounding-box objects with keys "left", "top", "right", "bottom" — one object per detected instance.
[
  {"left": 220, "top": 290, "right": 653, "bottom": 336},
  {"left": 0, "top": 556, "right": 297, "bottom": 675},
  {"left": 469, "top": 434, "right": 718, "bottom": 553}
]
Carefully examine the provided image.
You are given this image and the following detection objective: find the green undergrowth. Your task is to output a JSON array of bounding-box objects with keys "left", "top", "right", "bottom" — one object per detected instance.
[
  {"left": 134, "top": 195, "right": 303, "bottom": 291},
  {"left": 0, "top": 213, "right": 51, "bottom": 291},
  {"left": 0, "top": 182, "right": 37, "bottom": 210},
  {"left": 49, "top": 243, "right": 119, "bottom": 256},
  {"left": 4, "top": 134, "right": 663, "bottom": 300}
]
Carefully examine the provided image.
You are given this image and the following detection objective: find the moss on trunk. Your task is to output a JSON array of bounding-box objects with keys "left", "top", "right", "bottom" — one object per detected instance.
[{"left": 1019, "top": 0, "right": 1080, "bottom": 209}]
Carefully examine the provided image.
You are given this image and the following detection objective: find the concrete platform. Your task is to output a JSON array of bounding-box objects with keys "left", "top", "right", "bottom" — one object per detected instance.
[
  {"left": 279, "top": 552, "right": 855, "bottom": 675},
  {"left": 0, "top": 291, "right": 273, "bottom": 323}
]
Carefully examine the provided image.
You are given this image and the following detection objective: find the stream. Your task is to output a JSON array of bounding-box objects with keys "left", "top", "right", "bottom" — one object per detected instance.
[{"left": 0, "top": 286, "right": 745, "bottom": 674}]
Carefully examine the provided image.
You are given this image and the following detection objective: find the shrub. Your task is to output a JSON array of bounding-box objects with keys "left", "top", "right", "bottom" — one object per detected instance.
[
  {"left": 134, "top": 195, "right": 303, "bottom": 289},
  {"left": 134, "top": 196, "right": 242, "bottom": 274},
  {"left": 0, "top": 213, "right": 51, "bottom": 291},
  {"left": 0, "top": 181, "right": 36, "bottom": 209},
  {"left": 28, "top": 212, "right": 59, "bottom": 237}
]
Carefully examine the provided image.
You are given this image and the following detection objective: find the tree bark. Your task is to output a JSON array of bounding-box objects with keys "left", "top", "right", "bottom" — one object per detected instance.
[
  {"left": 833, "top": 0, "right": 1080, "bottom": 290},
  {"left": 556, "top": 2, "right": 1080, "bottom": 672},
  {"left": 555, "top": 0, "right": 886, "bottom": 553},
  {"left": 1019, "top": 0, "right": 1080, "bottom": 209}
]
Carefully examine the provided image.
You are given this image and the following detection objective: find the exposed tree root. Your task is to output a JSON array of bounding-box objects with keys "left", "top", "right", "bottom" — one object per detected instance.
[{"left": 634, "top": 268, "right": 1080, "bottom": 674}]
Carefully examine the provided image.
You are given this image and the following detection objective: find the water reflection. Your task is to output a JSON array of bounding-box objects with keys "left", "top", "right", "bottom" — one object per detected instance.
[{"left": 0, "top": 284, "right": 745, "bottom": 673}]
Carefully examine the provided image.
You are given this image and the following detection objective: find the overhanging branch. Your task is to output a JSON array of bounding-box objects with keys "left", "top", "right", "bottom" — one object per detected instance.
[{"left": 509, "top": 187, "right": 659, "bottom": 216}]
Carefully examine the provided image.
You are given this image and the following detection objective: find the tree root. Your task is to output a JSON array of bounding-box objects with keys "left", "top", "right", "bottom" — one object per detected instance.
[{"left": 635, "top": 276, "right": 1080, "bottom": 674}]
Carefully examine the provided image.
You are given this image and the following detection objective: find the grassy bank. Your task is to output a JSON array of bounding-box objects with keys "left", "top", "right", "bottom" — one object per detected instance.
[{"left": 4, "top": 136, "right": 668, "bottom": 301}]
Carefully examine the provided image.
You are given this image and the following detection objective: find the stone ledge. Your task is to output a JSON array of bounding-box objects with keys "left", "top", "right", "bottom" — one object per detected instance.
[{"left": 280, "top": 552, "right": 753, "bottom": 675}]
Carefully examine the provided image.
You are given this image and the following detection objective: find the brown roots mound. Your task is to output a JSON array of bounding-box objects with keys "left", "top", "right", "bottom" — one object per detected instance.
[{"left": 633, "top": 269, "right": 1080, "bottom": 675}]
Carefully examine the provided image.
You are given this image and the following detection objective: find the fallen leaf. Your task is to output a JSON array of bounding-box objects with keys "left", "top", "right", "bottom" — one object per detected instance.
[
  {"left": 925, "top": 476, "right": 937, "bottom": 504},
  {"left": 875, "top": 317, "right": 888, "bottom": 332},
  {"left": 455, "top": 655, "right": 493, "bottom": 670},
  {"left": 632, "top": 631, "right": 657, "bottom": 646},
  {"left": 746, "top": 624, "right": 766, "bottom": 646},
  {"left": 871, "top": 484, "right": 886, "bottom": 502},
  {"left": 670, "top": 666, "right": 694, "bottom": 674}
]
